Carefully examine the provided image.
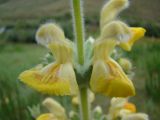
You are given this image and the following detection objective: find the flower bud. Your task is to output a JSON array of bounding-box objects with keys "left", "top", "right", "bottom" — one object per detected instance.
[
  {"left": 43, "top": 98, "right": 67, "bottom": 120},
  {"left": 118, "top": 58, "right": 132, "bottom": 72},
  {"left": 72, "top": 89, "right": 95, "bottom": 105},
  {"left": 93, "top": 106, "right": 103, "bottom": 115},
  {"left": 69, "top": 111, "right": 79, "bottom": 120},
  {"left": 93, "top": 106, "right": 103, "bottom": 120}
]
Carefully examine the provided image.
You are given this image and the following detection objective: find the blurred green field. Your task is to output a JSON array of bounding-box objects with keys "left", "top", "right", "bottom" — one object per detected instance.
[
  {"left": 0, "top": 0, "right": 160, "bottom": 44},
  {"left": 126, "top": 38, "right": 160, "bottom": 120},
  {"left": 0, "top": 37, "right": 160, "bottom": 120},
  {"left": 0, "top": 0, "right": 160, "bottom": 22},
  {"left": 0, "top": 44, "right": 46, "bottom": 120}
]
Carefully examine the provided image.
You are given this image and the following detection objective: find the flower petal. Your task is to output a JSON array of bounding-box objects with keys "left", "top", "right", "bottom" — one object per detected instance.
[
  {"left": 100, "top": 21, "right": 131, "bottom": 43},
  {"left": 90, "top": 58, "right": 135, "bottom": 97},
  {"left": 19, "top": 63, "right": 78, "bottom": 96},
  {"left": 93, "top": 40, "right": 116, "bottom": 61},
  {"left": 48, "top": 39, "right": 73, "bottom": 64},
  {"left": 110, "top": 97, "right": 128, "bottom": 109},
  {"left": 124, "top": 102, "right": 136, "bottom": 113},
  {"left": 103, "top": 58, "right": 135, "bottom": 97},
  {"left": 121, "top": 113, "right": 149, "bottom": 120},
  {"left": 90, "top": 60, "right": 110, "bottom": 92},
  {"left": 100, "top": 0, "right": 129, "bottom": 28},
  {"left": 119, "top": 27, "right": 146, "bottom": 51},
  {"left": 36, "top": 113, "right": 57, "bottom": 120},
  {"left": 36, "top": 23, "right": 65, "bottom": 47},
  {"left": 36, "top": 23, "right": 74, "bottom": 64}
]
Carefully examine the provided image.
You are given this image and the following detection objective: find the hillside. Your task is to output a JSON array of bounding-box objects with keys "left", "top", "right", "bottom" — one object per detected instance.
[{"left": 0, "top": 0, "right": 159, "bottom": 23}]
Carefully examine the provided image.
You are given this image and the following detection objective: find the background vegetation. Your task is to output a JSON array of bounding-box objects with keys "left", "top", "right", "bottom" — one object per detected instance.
[
  {"left": 0, "top": 0, "right": 160, "bottom": 120},
  {"left": 0, "top": 0, "right": 160, "bottom": 43}
]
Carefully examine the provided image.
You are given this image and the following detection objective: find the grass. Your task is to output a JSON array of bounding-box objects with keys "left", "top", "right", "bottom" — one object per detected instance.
[
  {"left": 0, "top": 0, "right": 160, "bottom": 23},
  {"left": 0, "top": 38, "right": 160, "bottom": 120},
  {"left": 0, "top": 0, "right": 160, "bottom": 44},
  {"left": 0, "top": 43, "right": 47, "bottom": 120},
  {"left": 0, "top": 0, "right": 159, "bottom": 21}
]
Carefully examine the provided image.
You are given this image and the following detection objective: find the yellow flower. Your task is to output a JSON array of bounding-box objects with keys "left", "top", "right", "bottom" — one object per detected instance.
[
  {"left": 101, "top": 21, "right": 145, "bottom": 47},
  {"left": 107, "top": 98, "right": 148, "bottom": 120},
  {"left": 37, "top": 113, "right": 57, "bottom": 120},
  {"left": 36, "top": 98, "right": 67, "bottom": 120},
  {"left": 19, "top": 23, "right": 78, "bottom": 96},
  {"left": 121, "top": 113, "right": 149, "bottom": 120},
  {"left": 107, "top": 97, "right": 128, "bottom": 120},
  {"left": 100, "top": 0, "right": 129, "bottom": 28},
  {"left": 119, "top": 27, "right": 146, "bottom": 51},
  {"left": 90, "top": 0, "right": 146, "bottom": 97},
  {"left": 124, "top": 102, "right": 136, "bottom": 113},
  {"left": 90, "top": 39, "right": 135, "bottom": 97},
  {"left": 100, "top": 0, "right": 146, "bottom": 49}
]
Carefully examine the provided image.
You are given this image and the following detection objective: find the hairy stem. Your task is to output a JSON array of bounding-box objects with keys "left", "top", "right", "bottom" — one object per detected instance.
[
  {"left": 72, "top": 0, "right": 85, "bottom": 65},
  {"left": 71, "top": 0, "right": 90, "bottom": 120},
  {"left": 79, "top": 87, "right": 90, "bottom": 120}
]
